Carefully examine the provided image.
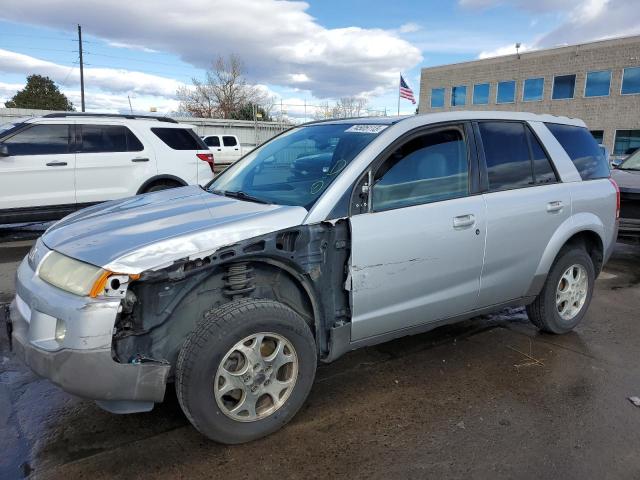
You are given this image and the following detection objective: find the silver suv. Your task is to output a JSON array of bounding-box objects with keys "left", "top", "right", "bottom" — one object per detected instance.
[{"left": 9, "top": 112, "right": 618, "bottom": 444}]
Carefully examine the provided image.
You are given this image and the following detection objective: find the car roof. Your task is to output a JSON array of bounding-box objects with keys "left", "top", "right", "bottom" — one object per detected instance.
[{"left": 307, "top": 111, "right": 586, "bottom": 128}]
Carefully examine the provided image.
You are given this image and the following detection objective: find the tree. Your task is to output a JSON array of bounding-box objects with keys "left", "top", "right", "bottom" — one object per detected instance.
[
  {"left": 232, "top": 102, "right": 272, "bottom": 121},
  {"left": 5, "top": 74, "right": 74, "bottom": 111},
  {"left": 313, "top": 96, "right": 369, "bottom": 120},
  {"left": 177, "top": 54, "right": 272, "bottom": 119}
]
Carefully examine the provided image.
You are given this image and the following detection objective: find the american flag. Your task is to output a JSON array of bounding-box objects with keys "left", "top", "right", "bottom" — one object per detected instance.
[{"left": 399, "top": 75, "right": 416, "bottom": 104}]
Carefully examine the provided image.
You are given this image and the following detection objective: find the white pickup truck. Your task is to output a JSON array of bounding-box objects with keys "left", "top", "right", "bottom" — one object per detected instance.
[{"left": 201, "top": 134, "right": 243, "bottom": 167}]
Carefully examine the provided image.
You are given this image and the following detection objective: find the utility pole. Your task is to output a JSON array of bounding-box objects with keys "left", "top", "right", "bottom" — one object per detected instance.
[{"left": 78, "top": 24, "right": 85, "bottom": 112}]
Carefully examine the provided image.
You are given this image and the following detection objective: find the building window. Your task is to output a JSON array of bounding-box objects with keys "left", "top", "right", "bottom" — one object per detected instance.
[
  {"left": 451, "top": 86, "right": 467, "bottom": 106},
  {"left": 496, "top": 80, "right": 516, "bottom": 104},
  {"left": 590, "top": 130, "right": 604, "bottom": 144},
  {"left": 552, "top": 74, "right": 576, "bottom": 100},
  {"left": 621, "top": 66, "right": 640, "bottom": 95},
  {"left": 431, "top": 88, "right": 445, "bottom": 108},
  {"left": 614, "top": 130, "right": 640, "bottom": 156},
  {"left": 523, "top": 77, "right": 544, "bottom": 101},
  {"left": 585, "top": 70, "right": 611, "bottom": 97},
  {"left": 473, "top": 83, "right": 490, "bottom": 105}
]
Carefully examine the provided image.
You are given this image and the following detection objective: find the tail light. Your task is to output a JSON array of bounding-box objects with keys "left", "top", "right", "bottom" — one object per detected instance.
[
  {"left": 609, "top": 177, "right": 620, "bottom": 219},
  {"left": 197, "top": 153, "right": 215, "bottom": 173}
]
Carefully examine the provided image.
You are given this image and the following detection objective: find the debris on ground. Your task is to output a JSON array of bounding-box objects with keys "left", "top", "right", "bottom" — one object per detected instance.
[
  {"left": 508, "top": 339, "right": 545, "bottom": 368},
  {"left": 628, "top": 396, "right": 640, "bottom": 407}
]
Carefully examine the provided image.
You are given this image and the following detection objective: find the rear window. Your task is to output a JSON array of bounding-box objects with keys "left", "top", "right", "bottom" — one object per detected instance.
[
  {"left": 223, "top": 135, "right": 238, "bottom": 147},
  {"left": 545, "top": 123, "right": 609, "bottom": 180},
  {"left": 151, "top": 127, "right": 207, "bottom": 150}
]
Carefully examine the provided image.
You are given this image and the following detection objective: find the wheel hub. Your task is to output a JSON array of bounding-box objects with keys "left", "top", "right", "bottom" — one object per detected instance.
[
  {"left": 556, "top": 264, "right": 588, "bottom": 321},
  {"left": 214, "top": 332, "right": 298, "bottom": 422}
]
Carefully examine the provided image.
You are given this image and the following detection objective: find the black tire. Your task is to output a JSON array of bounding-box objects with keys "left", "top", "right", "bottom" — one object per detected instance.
[
  {"left": 526, "top": 246, "right": 595, "bottom": 334},
  {"left": 144, "top": 181, "right": 181, "bottom": 193},
  {"left": 176, "top": 298, "right": 317, "bottom": 444}
]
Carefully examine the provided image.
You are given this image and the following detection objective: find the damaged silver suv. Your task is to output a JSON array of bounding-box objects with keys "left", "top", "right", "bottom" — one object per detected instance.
[{"left": 10, "top": 112, "right": 618, "bottom": 444}]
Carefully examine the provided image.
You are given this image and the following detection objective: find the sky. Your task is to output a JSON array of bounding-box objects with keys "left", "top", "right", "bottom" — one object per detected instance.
[{"left": 0, "top": 0, "right": 638, "bottom": 120}]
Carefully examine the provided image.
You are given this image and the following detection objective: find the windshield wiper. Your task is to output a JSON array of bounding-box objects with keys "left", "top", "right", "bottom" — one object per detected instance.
[
  {"left": 211, "top": 190, "right": 271, "bottom": 204},
  {"left": 618, "top": 167, "right": 640, "bottom": 171}
]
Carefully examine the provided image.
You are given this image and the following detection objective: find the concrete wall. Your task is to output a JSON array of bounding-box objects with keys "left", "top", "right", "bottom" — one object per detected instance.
[
  {"left": 419, "top": 35, "right": 640, "bottom": 155},
  {"left": 0, "top": 108, "right": 290, "bottom": 148}
]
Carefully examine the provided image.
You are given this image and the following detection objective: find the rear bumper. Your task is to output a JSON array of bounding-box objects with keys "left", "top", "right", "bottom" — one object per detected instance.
[{"left": 10, "top": 257, "right": 169, "bottom": 405}]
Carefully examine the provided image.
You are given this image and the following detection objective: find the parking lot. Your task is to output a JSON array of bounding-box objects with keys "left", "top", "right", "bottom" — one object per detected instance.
[{"left": 0, "top": 238, "right": 638, "bottom": 479}]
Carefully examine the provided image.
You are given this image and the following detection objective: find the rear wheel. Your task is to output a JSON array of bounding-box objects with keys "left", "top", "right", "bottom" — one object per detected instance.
[
  {"left": 176, "top": 298, "right": 317, "bottom": 444},
  {"left": 526, "top": 246, "right": 595, "bottom": 334}
]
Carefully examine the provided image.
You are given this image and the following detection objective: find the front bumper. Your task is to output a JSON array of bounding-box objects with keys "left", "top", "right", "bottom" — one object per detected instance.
[{"left": 10, "top": 257, "right": 170, "bottom": 407}]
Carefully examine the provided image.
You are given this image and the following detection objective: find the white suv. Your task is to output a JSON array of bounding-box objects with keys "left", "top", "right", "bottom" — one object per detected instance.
[{"left": 0, "top": 113, "right": 214, "bottom": 224}]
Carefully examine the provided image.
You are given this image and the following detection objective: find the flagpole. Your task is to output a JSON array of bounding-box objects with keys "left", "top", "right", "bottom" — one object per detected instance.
[{"left": 397, "top": 73, "right": 401, "bottom": 116}]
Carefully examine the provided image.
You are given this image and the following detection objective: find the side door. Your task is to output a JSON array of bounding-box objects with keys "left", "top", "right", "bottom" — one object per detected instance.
[
  {"left": 0, "top": 123, "right": 75, "bottom": 209},
  {"left": 204, "top": 135, "right": 222, "bottom": 160},
  {"left": 349, "top": 124, "right": 487, "bottom": 341},
  {"left": 222, "top": 135, "right": 241, "bottom": 163},
  {"left": 475, "top": 121, "right": 571, "bottom": 307},
  {"left": 74, "top": 123, "right": 155, "bottom": 203}
]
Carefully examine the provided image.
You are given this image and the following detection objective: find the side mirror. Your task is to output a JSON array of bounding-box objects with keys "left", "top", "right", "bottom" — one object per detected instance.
[{"left": 0, "top": 144, "right": 9, "bottom": 157}]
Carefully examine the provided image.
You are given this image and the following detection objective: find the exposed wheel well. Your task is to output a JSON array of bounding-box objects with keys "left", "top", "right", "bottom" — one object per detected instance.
[
  {"left": 137, "top": 175, "right": 187, "bottom": 194},
  {"left": 562, "top": 230, "right": 604, "bottom": 275}
]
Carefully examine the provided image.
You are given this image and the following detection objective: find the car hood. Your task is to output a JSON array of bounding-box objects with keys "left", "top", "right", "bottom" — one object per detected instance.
[
  {"left": 41, "top": 186, "right": 308, "bottom": 274},
  {"left": 611, "top": 168, "right": 640, "bottom": 192}
]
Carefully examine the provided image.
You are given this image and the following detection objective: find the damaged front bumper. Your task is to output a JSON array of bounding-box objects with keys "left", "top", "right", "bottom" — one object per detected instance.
[{"left": 9, "top": 257, "right": 170, "bottom": 413}]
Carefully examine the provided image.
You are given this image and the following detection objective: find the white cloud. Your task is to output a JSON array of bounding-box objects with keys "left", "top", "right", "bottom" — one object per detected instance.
[
  {"left": 0, "top": 49, "right": 183, "bottom": 98},
  {"left": 479, "top": 43, "right": 531, "bottom": 59},
  {"left": 398, "top": 23, "right": 422, "bottom": 34},
  {"left": 0, "top": 0, "right": 422, "bottom": 99},
  {"left": 471, "top": 0, "right": 640, "bottom": 58}
]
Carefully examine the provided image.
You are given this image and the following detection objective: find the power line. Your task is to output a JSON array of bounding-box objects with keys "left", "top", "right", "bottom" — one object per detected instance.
[
  {"left": 0, "top": 45, "right": 76, "bottom": 53},
  {"left": 82, "top": 62, "right": 193, "bottom": 79},
  {"left": 84, "top": 50, "right": 189, "bottom": 68}
]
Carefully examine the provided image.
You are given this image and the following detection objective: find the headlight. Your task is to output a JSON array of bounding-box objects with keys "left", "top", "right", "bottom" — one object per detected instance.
[{"left": 38, "top": 251, "right": 109, "bottom": 297}]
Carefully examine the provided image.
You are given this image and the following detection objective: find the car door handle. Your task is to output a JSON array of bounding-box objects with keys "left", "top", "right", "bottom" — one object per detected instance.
[
  {"left": 217, "top": 148, "right": 222, "bottom": 151},
  {"left": 453, "top": 214, "right": 475, "bottom": 228},
  {"left": 234, "top": 148, "right": 239, "bottom": 150},
  {"left": 46, "top": 161, "right": 67, "bottom": 167},
  {"left": 547, "top": 201, "right": 563, "bottom": 213},
  {"left": 131, "top": 157, "right": 149, "bottom": 162}
]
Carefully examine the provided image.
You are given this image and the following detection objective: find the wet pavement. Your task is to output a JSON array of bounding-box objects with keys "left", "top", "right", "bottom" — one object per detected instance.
[{"left": 1, "top": 241, "right": 640, "bottom": 479}]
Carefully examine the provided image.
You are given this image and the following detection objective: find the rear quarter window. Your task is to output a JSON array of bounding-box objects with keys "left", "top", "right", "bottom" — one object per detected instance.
[
  {"left": 151, "top": 127, "right": 207, "bottom": 150},
  {"left": 545, "top": 123, "right": 610, "bottom": 180}
]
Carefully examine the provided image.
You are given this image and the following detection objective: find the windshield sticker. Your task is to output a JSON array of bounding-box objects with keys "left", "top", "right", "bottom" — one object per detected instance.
[{"left": 345, "top": 125, "right": 388, "bottom": 134}]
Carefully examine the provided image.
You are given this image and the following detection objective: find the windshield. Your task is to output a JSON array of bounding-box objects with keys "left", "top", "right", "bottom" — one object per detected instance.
[
  {"left": 207, "top": 123, "right": 386, "bottom": 208},
  {"left": 0, "top": 122, "right": 25, "bottom": 138},
  {"left": 619, "top": 149, "right": 640, "bottom": 170}
]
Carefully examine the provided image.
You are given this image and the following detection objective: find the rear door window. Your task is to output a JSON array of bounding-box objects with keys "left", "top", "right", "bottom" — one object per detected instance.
[
  {"left": 79, "top": 125, "right": 143, "bottom": 153},
  {"left": 479, "top": 122, "right": 533, "bottom": 191},
  {"left": 372, "top": 128, "right": 469, "bottom": 211},
  {"left": 152, "top": 127, "right": 207, "bottom": 150},
  {"left": 204, "top": 136, "right": 220, "bottom": 147},
  {"left": 222, "top": 135, "right": 238, "bottom": 147},
  {"left": 3, "top": 124, "right": 71, "bottom": 155},
  {"left": 545, "top": 123, "right": 609, "bottom": 180}
]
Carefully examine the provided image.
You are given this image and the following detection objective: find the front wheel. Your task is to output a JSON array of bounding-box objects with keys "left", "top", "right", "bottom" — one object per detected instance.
[
  {"left": 176, "top": 298, "right": 317, "bottom": 444},
  {"left": 526, "top": 246, "right": 595, "bottom": 334}
]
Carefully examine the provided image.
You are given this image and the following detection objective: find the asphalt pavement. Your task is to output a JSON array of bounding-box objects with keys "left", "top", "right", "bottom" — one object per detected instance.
[{"left": 1, "top": 241, "right": 640, "bottom": 479}]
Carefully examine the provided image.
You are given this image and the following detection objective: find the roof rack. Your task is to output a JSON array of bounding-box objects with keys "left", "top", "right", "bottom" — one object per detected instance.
[{"left": 42, "top": 113, "right": 178, "bottom": 123}]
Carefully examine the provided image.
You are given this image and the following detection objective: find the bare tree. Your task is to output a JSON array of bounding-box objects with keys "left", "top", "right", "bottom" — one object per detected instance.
[
  {"left": 313, "top": 96, "right": 369, "bottom": 120},
  {"left": 177, "top": 54, "right": 271, "bottom": 119}
]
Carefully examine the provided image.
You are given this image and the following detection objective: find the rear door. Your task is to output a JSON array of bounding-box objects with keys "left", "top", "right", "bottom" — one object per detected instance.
[
  {"left": 221, "top": 135, "right": 241, "bottom": 163},
  {"left": 350, "top": 123, "right": 487, "bottom": 340},
  {"left": 74, "top": 123, "right": 155, "bottom": 203},
  {"left": 0, "top": 122, "right": 75, "bottom": 209},
  {"left": 150, "top": 127, "right": 213, "bottom": 185},
  {"left": 475, "top": 121, "right": 571, "bottom": 307}
]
